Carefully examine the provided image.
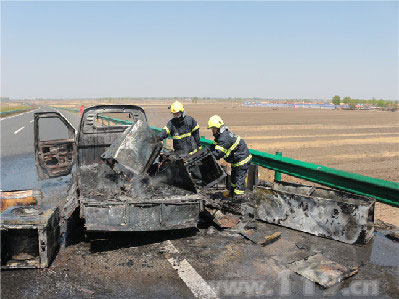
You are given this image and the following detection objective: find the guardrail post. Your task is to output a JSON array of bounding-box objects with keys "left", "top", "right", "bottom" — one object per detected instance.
[
  {"left": 247, "top": 164, "right": 258, "bottom": 191},
  {"left": 274, "top": 151, "right": 282, "bottom": 182}
]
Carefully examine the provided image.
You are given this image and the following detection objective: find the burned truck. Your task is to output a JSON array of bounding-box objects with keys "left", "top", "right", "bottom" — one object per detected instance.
[{"left": 34, "top": 105, "right": 225, "bottom": 232}]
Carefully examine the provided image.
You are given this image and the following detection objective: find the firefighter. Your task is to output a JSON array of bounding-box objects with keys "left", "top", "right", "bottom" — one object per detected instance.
[
  {"left": 158, "top": 101, "right": 201, "bottom": 155},
  {"left": 158, "top": 101, "right": 202, "bottom": 182},
  {"left": 208, "top": 115, "right": 252, "bottom": 199}
]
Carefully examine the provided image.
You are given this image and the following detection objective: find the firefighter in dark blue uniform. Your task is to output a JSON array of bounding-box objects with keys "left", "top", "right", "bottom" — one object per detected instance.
[
  {"left": 208, "top": 115, "right": 252, "bottom": 198},
  {"left": 158, "top": 101, "right": 202, "bottom": 182},
  {"left": 158, "top": 101, "right": 202, "bottom": 155}
]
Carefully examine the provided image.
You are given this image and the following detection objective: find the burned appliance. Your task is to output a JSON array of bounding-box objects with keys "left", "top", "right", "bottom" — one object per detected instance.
[
  {"left": 253, "top": 181, "right": 375, "bottom": 244},
  {"left": 158, "top": 148, "right": 226, "bottom": 193},
  {"left": 1, "top": 206, "right": 60, "bottom": 268},
  {"left": 101, "top": 119, "right": 162, "bottom": 179}
]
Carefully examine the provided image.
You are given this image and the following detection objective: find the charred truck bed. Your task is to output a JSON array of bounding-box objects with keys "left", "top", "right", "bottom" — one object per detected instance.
[{"left": 78, "top": 163, "right": 202, "bottom": 231}]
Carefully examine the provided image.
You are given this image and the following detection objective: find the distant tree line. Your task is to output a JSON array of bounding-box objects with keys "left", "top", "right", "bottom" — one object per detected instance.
[{"left": 332, "top": 95, "right": 398, "bottom": 109}]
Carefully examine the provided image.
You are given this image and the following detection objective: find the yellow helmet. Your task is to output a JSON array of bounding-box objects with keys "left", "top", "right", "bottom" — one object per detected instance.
[
  {"left": 208, "top": 115, "right": 224, "bottom": 129},
  {"left": 170, "top": 101, "right": 184, "bottom": 113}
]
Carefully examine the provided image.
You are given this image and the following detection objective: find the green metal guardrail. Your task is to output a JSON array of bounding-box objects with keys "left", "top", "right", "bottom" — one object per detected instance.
[
  {"left": 54, "top": 107, "right": 399, "bottom": 207},
  {"left": 97, "top": 115, "right": 132, "bottom": 126}
]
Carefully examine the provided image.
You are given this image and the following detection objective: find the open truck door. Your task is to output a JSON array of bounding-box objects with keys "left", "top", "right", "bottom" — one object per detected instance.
[{"left": 34, "top": 112, "right": 76, "bottom": 180}]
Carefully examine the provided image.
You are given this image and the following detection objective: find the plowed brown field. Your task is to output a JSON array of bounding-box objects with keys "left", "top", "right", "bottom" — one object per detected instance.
[{"left": 143, "top": 102, "right": 399, "bottom": 178}]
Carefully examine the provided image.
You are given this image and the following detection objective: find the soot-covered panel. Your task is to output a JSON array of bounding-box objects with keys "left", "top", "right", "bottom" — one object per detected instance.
[{"left": 253, "top": 181, "right": 375, "bottom": 245}]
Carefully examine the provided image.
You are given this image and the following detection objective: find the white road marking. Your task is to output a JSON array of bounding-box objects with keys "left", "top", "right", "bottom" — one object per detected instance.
[
  {"left": 0, "top": 108, "right": 39, "bottom": 121},
  {"left": 30, "top": 120, "right": 34, "bottom": 123},
  {"left": 14, "top": 126, "right": 25, "bottom": 134},
  {"left": 162, "top": 240, "right": 219, "bottom": 299}
]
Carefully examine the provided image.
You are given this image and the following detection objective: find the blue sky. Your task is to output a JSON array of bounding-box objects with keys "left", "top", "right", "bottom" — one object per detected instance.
[{"left": 1, "top": 1, "right": 397, "bottom": 100}]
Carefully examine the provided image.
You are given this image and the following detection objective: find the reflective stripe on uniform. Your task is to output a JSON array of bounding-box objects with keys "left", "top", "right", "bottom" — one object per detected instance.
[
  {"left": 189, "top": 146, "right": 203, "bottom": 155},
  {"left": 233, "top": 189, "right": 245, "bottom": 195},
  {"left": 225, "top": 136, "right": 241, "bottom": 158},
  {"left": 172, "top": 125, "right": 200, "bottom": 140},
  {"left": 232, "top": 154, "right": 252, "bottom": 167},
  {"left": 215, "top": 145, "right": 227, "bottom": 153},
  {"left": 163, "top": 126, "right": 171, "bottom": 135},
  {"left": 230, "top": 183, "right": 236, "bottom": 187},
  {"left": 214, "top": 136, "right": 241, "bottom": 158},
  {"left": 173, "top": 132, "right": 191, "bottom": 139}
]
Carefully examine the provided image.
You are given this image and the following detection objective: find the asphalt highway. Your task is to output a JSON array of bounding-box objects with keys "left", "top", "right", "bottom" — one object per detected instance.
[
  {"left": 1, "top": 107, "right": 398, "bottom": 298},
  {"left": 1, "top": 108, "right": 39, "bottom": 158}
]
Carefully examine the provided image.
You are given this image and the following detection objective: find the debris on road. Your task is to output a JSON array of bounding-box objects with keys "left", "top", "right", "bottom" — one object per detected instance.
[
  {"left": 206, "top": 226, "right": 219, "bottom": 235},
  {"left": 374, "top": 219, "right": 396, "bottom": 231},
  {"left": 385, "top": 230, "right": 399, "bottom": 242},
  {"left": 262, "top": 231, "right": 281, "bottom": 246},
  {"left": 204, "top": 207, "right": 240, "bottom": 229},
  {"left": 253, "top": 181, "right": 375, "bottom": 244},
  {"left": 238, "top": 229, "right": 281, "bottom": 245},
  {"left": 1, "top": 206, "right": 60, "bottom": 268},
  {"left": 239, "top": 229, "right": 265, "bottom": 244},
  {"left": 288, "top": 253, "right": 358, "bottom": 288}
]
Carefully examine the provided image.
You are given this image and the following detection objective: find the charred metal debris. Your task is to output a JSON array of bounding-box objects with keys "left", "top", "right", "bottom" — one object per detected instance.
[{"left": 1, "top": 206, "right": 60, "bottom": 269}]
